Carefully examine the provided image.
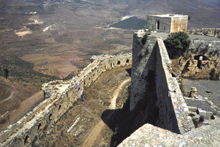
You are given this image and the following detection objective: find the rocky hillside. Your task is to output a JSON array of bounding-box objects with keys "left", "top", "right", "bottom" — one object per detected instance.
[
  {"left": 1, "top": 0, "right": 219, "bottom": 28},
  {"left": 90, "top": 0, "right": 220, "bottom": 28}
]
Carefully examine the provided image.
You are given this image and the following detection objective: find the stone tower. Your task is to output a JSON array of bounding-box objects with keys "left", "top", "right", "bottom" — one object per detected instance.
[{"left": 146, "top": 14, "right": 189, "bottom": 33}]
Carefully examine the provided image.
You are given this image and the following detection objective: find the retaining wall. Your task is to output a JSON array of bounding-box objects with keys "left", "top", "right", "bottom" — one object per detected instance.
[{"left": 0, "top": 53, "right": 131, "bottom": 146}]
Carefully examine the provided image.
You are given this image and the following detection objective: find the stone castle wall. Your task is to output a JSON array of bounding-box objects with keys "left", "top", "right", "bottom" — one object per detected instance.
[
  {"left": 189, "top": 28, "right": 220, "bottom": 37},
  {"left": 155, "top": 38, "right": 194, "bottom": 133},
  {"left": 146, "top": 15, "right": 188, "bottom": 33},
  {"left": 146, "top": 16, "right": 171, "bottom": 33},
  {"left": 0, "top": 53, "right": 131, "bottom": 146},
  {"left": 130, "top": 30, "right": 194, "bottom": 134},
  {"left": 171, "top": 17, "right": 188, "bottom": 33}
]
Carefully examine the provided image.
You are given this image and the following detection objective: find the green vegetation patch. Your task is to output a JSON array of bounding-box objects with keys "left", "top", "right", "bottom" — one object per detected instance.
[{"left": 164, "top": 32, "right": 191, "bottom": 59}]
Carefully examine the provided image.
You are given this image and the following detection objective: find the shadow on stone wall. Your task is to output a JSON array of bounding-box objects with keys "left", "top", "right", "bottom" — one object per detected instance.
[
  {"left": 101, "top": 50, "right": 160, "bottom": 147},
  {"left": 0, "top": 53, "right": 132, "bottom": 146}
]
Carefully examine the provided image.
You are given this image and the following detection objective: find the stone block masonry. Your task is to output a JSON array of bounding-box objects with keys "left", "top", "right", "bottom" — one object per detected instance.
[
  {"left": 119, "top": 119, "right": 220, "bottom": 147},
  {"left": 155, "top": 38, "right": 194, "bottom": 133},
  {"left": 130, "top": 30, "right": 194, "bottom": 134},
  {"left": 146, "top": 14, "right": 188, "bottom": 33},
  {"left": 0, "top": 53, "right": 131, "bottom": 146},
  {"left": 119, "top": 30, "right": 220, "bottom": 146}
]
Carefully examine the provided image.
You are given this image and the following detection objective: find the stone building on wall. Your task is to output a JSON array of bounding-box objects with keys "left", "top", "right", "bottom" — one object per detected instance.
[{"left": 146, "top": 14, "right": 189, "bottom": 33}]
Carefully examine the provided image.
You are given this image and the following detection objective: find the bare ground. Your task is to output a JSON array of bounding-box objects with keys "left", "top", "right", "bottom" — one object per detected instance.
[
  {"left": 0, "top": 90, "right": 44, "bottom": 131},
  {"left": 34, "top": 66, "right": 131, "bottom": 146},
  {"left": 0, "top": 1, "right": 133, "bottom": 132},
  {"left": 0, "top": 83, "right": 12, "bottom": 102},
  {"left": 82, "top": 78, "right": 130, "bottom": 147}
]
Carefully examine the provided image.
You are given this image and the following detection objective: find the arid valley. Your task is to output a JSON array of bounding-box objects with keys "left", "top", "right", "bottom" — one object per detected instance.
[{"left": 0, "top": 0, "right": 220, "bottom": 146}]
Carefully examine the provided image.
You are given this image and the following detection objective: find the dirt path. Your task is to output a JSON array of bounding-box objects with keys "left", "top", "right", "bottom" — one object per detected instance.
[
  {"left": 82, "top": 78, "right": 131, "bottom": 147},
  {"left": 0, "top": 83, "right": 14, "bottom": 103},
  {"left": 0, "top": 90, "right": 15, "bottom": 104}
]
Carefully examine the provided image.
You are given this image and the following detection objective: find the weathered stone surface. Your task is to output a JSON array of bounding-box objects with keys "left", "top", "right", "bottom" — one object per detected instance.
[
  {"left": 189, "top": 28, "right": 220, "bottom": 38},
  {"left": 189, "top": 87, "right": 197, "bottom": 98},
  {"left": 186, "top": 99, "right": 217, "bottom": 113},
  {"left": 119, "top": 29, "right": 220, "bottom": 146},
  {"left": 119, "top": 117, "right": 220, "bottom": 147},
  {"left": 130, "top": 31, "right": 194, "bottom": 134},
  {"left": 146, "top": 14, "right": 188, "bottom": 33},
  {"left": 0, "top": 53, "right": 132, "bottom": 147},
  {"left": 1, "top": 17, "right": 219, "bottom": 146},
  {"left": 118, "top": 124, "right": 195, "bottom": 147},
  {"left": 130, "top": 30, "right": 157, "bottom": 111},
  {"left": 182, "top": 79, "right": 220, "bottom": 109}
]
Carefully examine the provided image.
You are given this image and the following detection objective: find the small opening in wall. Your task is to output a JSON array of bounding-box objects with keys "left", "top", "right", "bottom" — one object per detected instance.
[
  {"left": 117, "top": 61, "right": 121, "bottom": 65},
  {"left": 156, "top": 20, "right": 160, "bottom": 30},
  {"left": 211, "top": 115, "right": 215, "bottom": 120},
  {"left": 171, "top": 73, "right": 176, "bottom": 77},
  {"left": 24, "top": 135, "right": 31, "bottom": 145},
  {"left": 38, "top": 123, "right": 42, "bottom": 130},
  {"left": 126, "top": 59, "right": 129, "bottom": 63},
  {"left": 58, "top": 105, "right": 61, "bottom": 111},
  {"left": 196, "top": 109, "right": 199, "bottom": 114},
  {"left": 49, "top": 114, "right": 52, "bottom": 122},
  {"left": 197, "top": 60, "right": 202, "bottom": 69}
]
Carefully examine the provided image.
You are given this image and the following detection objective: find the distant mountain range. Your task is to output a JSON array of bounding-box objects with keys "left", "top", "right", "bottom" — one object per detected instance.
[
  {"left": 89, "top": 0, "right": 220, "bottom": 28},
  {"left": 0, "top": 0, "right": 220, "bottom": 28}
]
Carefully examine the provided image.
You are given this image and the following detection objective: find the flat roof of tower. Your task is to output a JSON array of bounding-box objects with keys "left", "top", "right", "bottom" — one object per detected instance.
[{"left": 148, "top": 14, "right": 188, "bottom": 18}]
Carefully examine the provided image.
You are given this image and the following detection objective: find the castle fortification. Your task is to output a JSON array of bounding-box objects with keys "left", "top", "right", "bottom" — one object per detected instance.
[
  {"left": 146, "top": 14, "right": 188, "bottom": 33},
  {"left": 130, "top": 30, "right": 194, "bottom": 133},
  {"left": 1, "top": 13, "right": 220, "bottom": 146},
  {"left": 0, "top": 53, "right": 131, "bottom": 146},
  {"left": 119, "top": 30, "right": 220, "bottom": 146}
]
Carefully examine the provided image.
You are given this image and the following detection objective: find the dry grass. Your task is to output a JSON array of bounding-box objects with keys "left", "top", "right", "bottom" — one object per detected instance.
[
  {"left": 0, "top": 83, "right": 11, "bottom": 101},
  {"left": 21, "top": 53, "right": 80, "bottom": 78}
]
